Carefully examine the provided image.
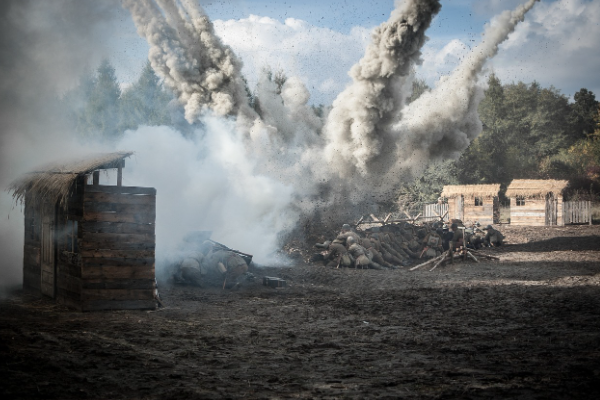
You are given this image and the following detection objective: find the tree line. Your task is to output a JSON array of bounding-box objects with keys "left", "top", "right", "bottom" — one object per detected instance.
[
  {"left": 399, "top": 75, "right": 600, "bottom": 207},
  {"left": 62, "top": 60, "right": 600, "bottom": 205}
]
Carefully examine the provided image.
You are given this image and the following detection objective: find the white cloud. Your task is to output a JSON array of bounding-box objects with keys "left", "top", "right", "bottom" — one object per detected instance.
[
  {"left": 487, "top": 0, "right": 600, "bottom": 97},
  {"left": 417, "top": 0, "right": 600, "bottom": 98},
  {"left": 213, "top": 15, "right": 371, "bottom": 105}
]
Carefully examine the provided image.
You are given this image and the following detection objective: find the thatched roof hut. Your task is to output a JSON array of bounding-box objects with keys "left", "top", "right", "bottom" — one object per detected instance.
[
  {"left": 9, "top": 152, "right": 133, "bottom": 209},
  {"left": 505, "top": 179, "right": 569, "bottom": 198},
  {"left": 441, "top": 184, "right": 501, "bottom": 198}
]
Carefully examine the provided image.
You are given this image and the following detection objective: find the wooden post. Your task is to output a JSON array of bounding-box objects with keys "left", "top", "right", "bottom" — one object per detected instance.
[
  {"left": 117, "top": 162, "right": 123, "bottom": 187},
  {"left": 590, "top": 201, "right": 593, "bottom": 226},
  {"left": 92, "top": 170, "right": 99, "bottom": 186}
]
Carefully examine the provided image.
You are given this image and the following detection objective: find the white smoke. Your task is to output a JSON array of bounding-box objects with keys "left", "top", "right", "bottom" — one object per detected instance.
[
  {"left": 122, "top": 0, "right": 255, "bottom": 124},
  {"left": 323, "top": 0, "right": 442, "bottom": 177},
  {"left": 380, "top": 0, "right": 540, "bottom": 182},
  {"left": 118, "top": 0, "right": 539, "bottom": 259}
]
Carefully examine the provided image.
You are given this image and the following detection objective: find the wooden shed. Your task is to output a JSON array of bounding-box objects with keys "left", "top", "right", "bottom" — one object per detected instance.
[
  {"left": 505, "top": 179, "right": 568, "bottom": 226},
  {"left": 440, "top": 184, "right": 501, "bottom": 225},
  {"left": 9, "top": 152, "right": 157, "bottom": 311}
]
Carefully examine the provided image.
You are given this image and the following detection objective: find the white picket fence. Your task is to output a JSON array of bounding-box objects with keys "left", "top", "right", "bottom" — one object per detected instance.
[{"left": 563, "top": 201, "right": 592, "bottom": 225}]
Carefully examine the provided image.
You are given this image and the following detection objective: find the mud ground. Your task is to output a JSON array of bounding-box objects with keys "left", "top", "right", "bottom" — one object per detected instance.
[{"left": 1, "top": 225, "right": 600, "bottom": 399}]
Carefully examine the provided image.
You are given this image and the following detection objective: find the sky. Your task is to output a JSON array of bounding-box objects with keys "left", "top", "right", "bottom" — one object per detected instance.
[{"left": 106, "top": 0, "right": 600, "bottom": 105}]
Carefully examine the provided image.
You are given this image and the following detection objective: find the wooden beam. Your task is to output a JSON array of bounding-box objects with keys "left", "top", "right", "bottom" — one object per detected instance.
[
  {"left": 117, "top": 163, "right": 123, "bottom": 187},
  {"left": 92, "top": 171, "right": 99, "bottom": 186}
]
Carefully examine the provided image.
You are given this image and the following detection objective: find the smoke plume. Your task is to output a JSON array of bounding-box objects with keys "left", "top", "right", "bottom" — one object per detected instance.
[
  {"left": 323, "top": 0, "right": 442, "bottom": 177},
  {"left": 122, "top": 0, "right": 256, "bottom": 124}
]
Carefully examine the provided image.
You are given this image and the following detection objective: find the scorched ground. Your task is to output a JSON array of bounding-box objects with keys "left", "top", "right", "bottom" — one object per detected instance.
[{"left": 1, "top": 225, "right": 600, "bottom": 399}]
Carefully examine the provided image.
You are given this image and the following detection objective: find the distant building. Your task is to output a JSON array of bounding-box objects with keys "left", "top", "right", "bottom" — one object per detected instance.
[
  {"left": 505, "top": 179, "right": 568, "bottom": 226},
  {"left": 9, "top": 152, "right": 157, "bottom": 311},
  {"left": 440, "top": 184, "right": 501, "bottom": 225}
]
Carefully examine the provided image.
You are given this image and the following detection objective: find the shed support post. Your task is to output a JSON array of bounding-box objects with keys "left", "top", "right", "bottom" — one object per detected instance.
[
  {"left": 117, "top": 162, "right": 123, "bottom": 187},
  {"left": 92, "top": 171, "right": 99, "bottom": 186}
]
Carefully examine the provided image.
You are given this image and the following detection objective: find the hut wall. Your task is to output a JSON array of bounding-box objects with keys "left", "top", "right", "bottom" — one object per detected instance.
[
  {"left": 78, "top": 185, "right": 156, "bottom": 311},
  {"left": 509, "top": 198, "right": 546, "bottom": 226},
  {"left": 55, "top": 177, "right": 85, "bottom": 309},
  {"left": 462, "top": 196, "right": 496, "bottom": 226},
  {"left": 23, "top": 195, "right": 42, "bottom": 292}
]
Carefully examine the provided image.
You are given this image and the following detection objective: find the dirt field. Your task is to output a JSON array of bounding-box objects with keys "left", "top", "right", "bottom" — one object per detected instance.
[{"left": 1, "top": 225, "right": 600, "bottom": 399}]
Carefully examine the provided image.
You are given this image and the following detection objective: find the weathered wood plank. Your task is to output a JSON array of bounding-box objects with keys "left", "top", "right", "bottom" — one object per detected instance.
[
  {"left": 83, "top": 202, "right": 155, "bottom": 215},
  {"left": 57, "top": 261, "right": 81, "bottom": 278},
  {"left": 79, "top": 221, "right": 155, "bottom": 236},
  {"left": 78, "top": 239, "right": 155, "bottom": 251},
  {"left": 85, "top": 185, "right": 156, "bottom": 195},
  {"left": 81, "top": 232, "right": 155, "bottom": 245},
  {"left": 23, "top": 270, "right": 41, "bottom": 291},
  {"left": 81, "top": 265, "right": 155, "bottom": 280},
  {"left": 82, "top": 210, "right": 155, "bottom": 224},
  {"left": 24, "top": 260, "right": 41, "bottom": 275},
  {"left": 79, "top": 249, "right": 154, "bottom": 258},
  {"left": 83, "top": 192, "right": 155, "bottom": 206},
  {"left": 57, "top": 273, "right": 81, "bottom": 293},
  {"left": 83, "top": 257, "right": 154, "bottom": 268},
  {"left": 82, "top": 279, "right": 155, "bottom": 290},
  {"left": 81, "top": 299, "right": 156, "bottom": 311},
  {"left": 81, "top": 288, "right": 155, "bottom": 301}
]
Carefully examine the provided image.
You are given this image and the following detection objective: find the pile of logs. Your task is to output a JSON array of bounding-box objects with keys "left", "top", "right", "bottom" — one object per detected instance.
[{"left": 410, "top": 247, "right": 500, "bottom": 272}]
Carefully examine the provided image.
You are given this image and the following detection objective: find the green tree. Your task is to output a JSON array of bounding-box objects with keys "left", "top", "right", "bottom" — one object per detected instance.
[
  {"left": 569, "top": 88, "right": 599, "bottom": 140},
  {"left": 86, "top": 59, "right": 122, "bottom": 141},
  {"left": 119, "top": 60, "right": 172, "bottom": 131},
  {"left": 455, "top": 73, "right": 509, "bottom": 184}
]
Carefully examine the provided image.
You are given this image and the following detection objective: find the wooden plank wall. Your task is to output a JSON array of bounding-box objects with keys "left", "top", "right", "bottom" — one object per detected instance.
[
  {"left": 462, "top": 196, "right": 495, "bottom": 226},
  {"left": 23, "top": 195, "right": 41, "bottom": 292},
  {"left": 564, "top": 201, "right": 592, "bottom": 225},
  {"left": 79, "top": 185, "right": 156, "bottom": 311},
  {"left": 510, "top": 198, "right": 546, "bottom": 226},
  {"left": 56, "top": 199, "right": 83, "bottom": 309}
]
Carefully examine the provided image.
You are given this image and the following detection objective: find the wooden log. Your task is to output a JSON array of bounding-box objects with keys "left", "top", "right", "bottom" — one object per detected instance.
[
  {"left": 429, "top": 255, "right": 448, "bottom": 271},
  {"left": 467, "top": 252, "right": 479, "bottom": 263},
  {"left": 410, "top": 252, "right": 446, "bottom": 271},
  {"left": 83, "top": 192, "right": 155, "bottom": 206},
  {"left": 85, "top": 185, "right": 156, "bottom": 195},
  {"left": 81, "top": 265, "right": 154, "bottom": 280},
  {"left": 82, "top": 299, "right": 156, "bottom": 312}
]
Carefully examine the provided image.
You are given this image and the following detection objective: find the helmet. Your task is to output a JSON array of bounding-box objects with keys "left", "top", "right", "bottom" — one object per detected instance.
[
  {"left": 486, "top": 225, "right": 493, "bottom": 230},
  {"left": 475, "top": 222, "right": 481, "bottom": 227},
  {"left": 442, "top": 224, "right": 448, "bottom": 230},
  {"left": 342, "top": 224, "right": 351, "bottom": 231},
  {"left": 346, "top": 236, "right": 355, "bottom": 245}
]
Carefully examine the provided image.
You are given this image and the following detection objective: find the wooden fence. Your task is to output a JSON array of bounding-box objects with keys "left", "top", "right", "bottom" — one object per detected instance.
[
  {"left": 423, "top": 203, "right": 449, "bottom": 222},
  {"left": 563, "top": 201, "right": 592, "bottom": 225}
]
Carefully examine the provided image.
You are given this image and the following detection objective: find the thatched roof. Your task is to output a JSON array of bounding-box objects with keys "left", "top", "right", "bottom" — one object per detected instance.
[
  {"left": 9, "top": 152, "right": 132, "bottom": 209},
  {"left": 441, "top": 184, "right": 500, "bottom": 198},
  {"left": 505, "top": 179, "right": 569, "bottom": 198}
]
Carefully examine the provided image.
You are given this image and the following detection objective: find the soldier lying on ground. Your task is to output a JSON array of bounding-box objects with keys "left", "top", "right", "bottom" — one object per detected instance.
[{"left": 483, "top": 225, "right": 504, "bottom": 247}]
